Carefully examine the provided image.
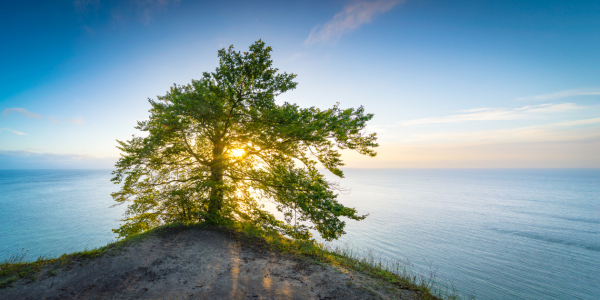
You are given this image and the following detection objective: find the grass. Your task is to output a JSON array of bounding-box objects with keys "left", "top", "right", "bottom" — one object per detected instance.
[
  {"left": 0, "top": 229, "right": 149, "bottom": 289},
  {"left": 1, "top": 222, "right": 471, "bottom": 299},
  {"left": 221, "top": 221, "right": 468, "bottom": 300},
  {"left": 319, "top": 245, "right": 468, "bottom": 300}
]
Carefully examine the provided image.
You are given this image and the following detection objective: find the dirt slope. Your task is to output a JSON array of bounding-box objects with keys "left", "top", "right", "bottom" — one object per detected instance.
[{"left": 1, "top": 228, "right": 420, "bottom": 300}]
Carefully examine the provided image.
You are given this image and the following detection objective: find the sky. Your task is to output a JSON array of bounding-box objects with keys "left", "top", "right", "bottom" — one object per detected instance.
[{"left": 1, "top": 0, "right": 599, "bottom": 169}]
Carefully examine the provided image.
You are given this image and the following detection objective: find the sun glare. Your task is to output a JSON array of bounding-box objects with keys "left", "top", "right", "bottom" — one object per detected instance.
[{"left": 230, "top": 148, "right": 245, "bottom": 158}]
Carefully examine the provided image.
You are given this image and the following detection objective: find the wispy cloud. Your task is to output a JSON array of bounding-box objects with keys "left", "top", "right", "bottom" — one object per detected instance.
[
  {"left": 73, "top": 0, "right": 101, "bottom": 15},
  {"left": 2, "top": 108, "right": 42, "bottom": 118},
  {"left": 402, "top": 103, "right": 584, "bottom": 125},
  {"left": 554, "top": 117, "right": 600, "bottom": 127},
  {"left": 71, "top": 117, "right": 85, "bottom": 125},
  {"left": 48, "top": 116, "right": 60, "bottom": 124},
  {"left": 304, "top": 0, "right": 403, "bottom": 45},
  {"left": 400, "top": 117, "right": 600, "bottom": 145},
  {"left": 136, "top": 0, "right": 181, "bottom": 23},
  {"left": 517, "top": 89, "right": 600, "bottom": 101},
  {"left": 73, "top": 0, "right": 181, "bottom": 25},
  {"left": 0, "top": 128, "right": 28, "bottom": 135},
  {"left": 1, "top": 108, "right": 81, "bottom": 126},
  {"left": 514, "top": 103, "right": 582, "bottom": 112},
  {"left": 460, "top": 108, "right": 491, "bottom": 112},
  {"left": 289, "top": 52, "right": 306, "bottom": 61}
]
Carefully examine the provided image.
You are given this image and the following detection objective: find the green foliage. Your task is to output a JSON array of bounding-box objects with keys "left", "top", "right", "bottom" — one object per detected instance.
[
  {"left": 0, "top": 250, "right": 37, "bottom": 289},
  {"left": 112, "top": 40, "right": 378, "bottom": 241}
]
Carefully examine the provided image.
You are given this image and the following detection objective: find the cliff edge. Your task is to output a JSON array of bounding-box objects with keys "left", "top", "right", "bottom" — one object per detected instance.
[{"left": 1, "top": 226, "right": 421, "bottom": 300}]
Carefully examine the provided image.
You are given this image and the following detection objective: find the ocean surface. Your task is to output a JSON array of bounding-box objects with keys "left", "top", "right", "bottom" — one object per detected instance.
[
  {"left": 1, "top": 169, "right": 599, "bottom": 299},
  {"left": 0, "top": 170, "right": 126, "bottom": 262}
]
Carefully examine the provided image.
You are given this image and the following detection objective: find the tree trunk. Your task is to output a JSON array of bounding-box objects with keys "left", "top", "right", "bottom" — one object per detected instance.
[{"left": 208, "top": 142, "right": 224, "bottom": 223}]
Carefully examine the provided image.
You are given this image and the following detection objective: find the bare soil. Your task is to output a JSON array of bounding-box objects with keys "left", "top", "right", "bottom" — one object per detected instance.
[{"left": 0, "top": 227, "right": 420, "bottom": 299}]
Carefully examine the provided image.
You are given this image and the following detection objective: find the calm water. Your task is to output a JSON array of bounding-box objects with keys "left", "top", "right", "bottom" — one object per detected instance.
[
  {"left": 0, "top": 170, "right": 126, "bottom": 261},
  {"left": 323, "top": 169, "right": 600, "bottom": 300},
  {"left": 1, "top": 169, "right": 599, "bottom": 299}
]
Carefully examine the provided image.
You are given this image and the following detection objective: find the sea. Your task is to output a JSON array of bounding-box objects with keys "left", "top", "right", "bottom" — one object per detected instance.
[{"left": 0, "top": 169, "right": 599, "bottom": 300}]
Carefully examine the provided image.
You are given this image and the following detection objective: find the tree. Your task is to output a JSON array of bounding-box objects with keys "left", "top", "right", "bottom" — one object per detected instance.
[{"left": 111, "top": 40, "right": 378, "bottom": 241}]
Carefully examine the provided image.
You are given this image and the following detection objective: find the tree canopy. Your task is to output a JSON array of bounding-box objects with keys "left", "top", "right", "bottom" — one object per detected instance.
[{"left": 111, "top": 40, "right": 378, "bottom": 241}]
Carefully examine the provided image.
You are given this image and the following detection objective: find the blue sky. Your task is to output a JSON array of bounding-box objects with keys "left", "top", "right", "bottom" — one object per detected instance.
[{"left": 1, "top": 0, "right": 599, "bottom": 168}]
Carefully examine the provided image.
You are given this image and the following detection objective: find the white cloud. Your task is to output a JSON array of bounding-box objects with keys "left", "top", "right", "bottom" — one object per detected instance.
[
  {"left": 402, "top": 103, "right": 584, "bottom": 125},
  {"left": 460, "top": 108, "right": 491, "bottom": 112},
  {"left": 289, "top": 52, "right": 306, "bottom": 60},
  {"left": 515, "top": 103, "right": 582, "bottom": 112},
  {"left": 73, "top": 0, "right": 181, "bottom": 26},
  {"left": 71, "top": 117, "right": 85, "bottom": 125},
  {"left": 553, "top": 117, "right": 600, "bottom": 127},
  {"left": 0, "top": 128, "right": 28, "bottom": 135},
  {"left": 400, "top": 117, "right": 600, "bottom": 145},
  {"left": 73, "top": 0, "right": 101, "bottom": 15},
  {"left": 304, "top": 0, "right": 403, "bottom": 45},
  {"left": 136, "top": 0, "right": 181, "bottom": 23},
  {"left": 402, "top": 110, "right": 516, "bottom": 125},
  {"left": 2, "top": 108, "right": 42, "bottom": 118},
  {"left": 517, "top": 89, "right": 600, "bottom": 101},
  {"left": 48, "top": 116, "right": 60, "bottom": 124}
]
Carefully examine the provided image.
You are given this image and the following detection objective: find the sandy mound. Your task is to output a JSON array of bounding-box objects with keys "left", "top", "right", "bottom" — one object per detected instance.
[{"left": 1, "top": 227, "right": 420, "bottom": 299}]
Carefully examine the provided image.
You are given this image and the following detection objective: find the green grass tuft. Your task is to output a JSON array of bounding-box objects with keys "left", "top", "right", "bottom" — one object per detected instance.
[{"left": 216, "top": 221, "right": 468, "bottom": 300}]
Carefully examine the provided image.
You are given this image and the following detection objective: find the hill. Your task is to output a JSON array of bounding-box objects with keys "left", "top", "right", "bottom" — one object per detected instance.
[{"left": 0, "top": 225, "right": 431, "bottom": 299}]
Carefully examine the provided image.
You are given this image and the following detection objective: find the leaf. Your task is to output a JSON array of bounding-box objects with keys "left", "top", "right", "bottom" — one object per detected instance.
[{"left": 112, "top": 40, "right": 377, "bottom": 240}]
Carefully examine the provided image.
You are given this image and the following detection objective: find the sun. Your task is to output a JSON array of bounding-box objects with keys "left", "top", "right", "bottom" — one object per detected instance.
[{"left": 230, "top": 148, "right": 245, "bottom": 158}]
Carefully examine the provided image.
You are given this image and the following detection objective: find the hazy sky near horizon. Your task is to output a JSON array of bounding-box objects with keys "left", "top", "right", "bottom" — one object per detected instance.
[{"left": 1, "top": 0, "right": 599, "bottom": 168}]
